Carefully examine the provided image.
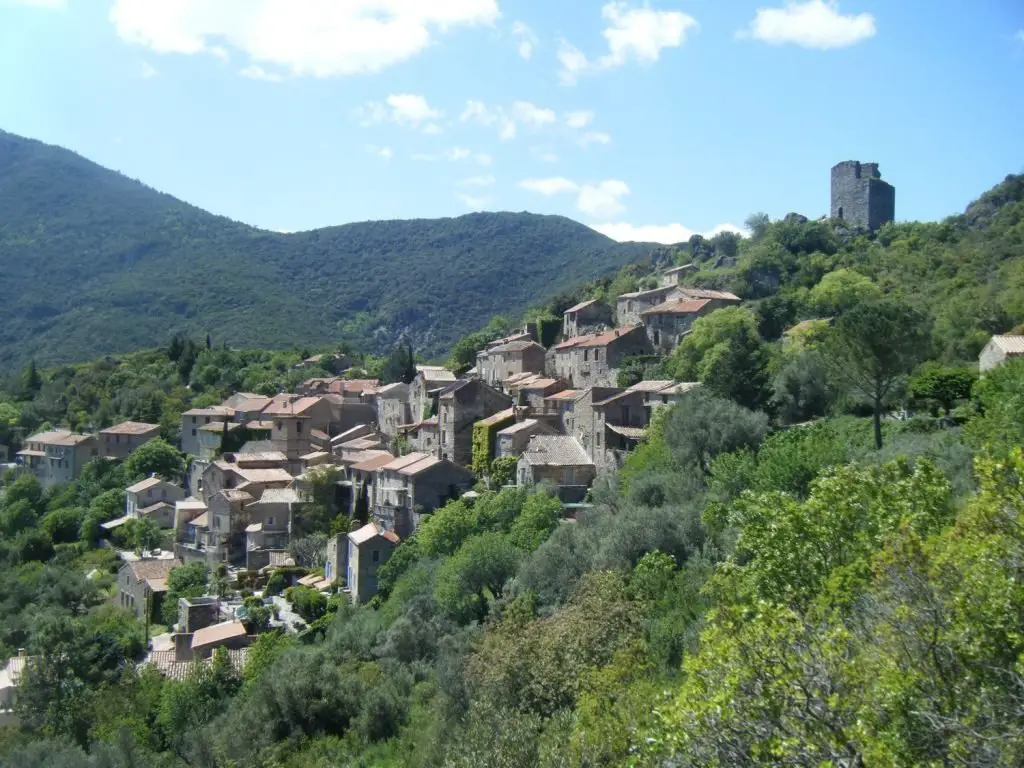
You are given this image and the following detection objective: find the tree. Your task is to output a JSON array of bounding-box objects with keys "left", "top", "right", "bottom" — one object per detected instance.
[
  {"left": 162, "top": 563, "right": 208, "bottom": 626},
  {"left": 809, "top": 268, "right": 882, "bottom": 316},
  {"left": 908, "top": 363, "right": 976, "bottom": 414},
  {"left": 380, "top": 341, "right": 417, "bottom": 385},
  {"left": 21, "top": 359, "right": 42, "bottom": 397},
  {"left": 434, "top": 532, "right": 521, "bottom": 624},
  {"left": 508, "top": 492, "right": 562, "bottom": 552},
  {"left": 824, "top": 298, "right": 930, "bottom": 448},
  {"left": 288, "top": 585, "right": 327, "bottom": 623},
  {"left": 662, "top": 389, "right": 769, "bottom": 477},
  {"left": 122, "top": 438, "right": 185, "bottom": 482},
  {"left": 771, "top": 349, "right": 834, "bottom": 424},
  {"left": 122, "top": 517, "right": 162, "bottom": 555},
  {"left": 489, "top": 456, "right": 518, "bottom": 489}
]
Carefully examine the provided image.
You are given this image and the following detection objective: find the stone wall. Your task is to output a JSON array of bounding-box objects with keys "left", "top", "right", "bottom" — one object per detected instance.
[{"left": 830, "top": 160, "right": 895, "bottom": 231}]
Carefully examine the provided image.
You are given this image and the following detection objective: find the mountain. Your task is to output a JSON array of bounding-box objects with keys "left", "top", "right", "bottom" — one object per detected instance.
[{"left": 0, "top": 130, "right": 652, "bottom": 371}]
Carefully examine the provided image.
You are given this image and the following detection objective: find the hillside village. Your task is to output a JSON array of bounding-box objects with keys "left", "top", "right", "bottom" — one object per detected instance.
[{"left": 1, "top": 161, "right": 1024, "bottom": 765}]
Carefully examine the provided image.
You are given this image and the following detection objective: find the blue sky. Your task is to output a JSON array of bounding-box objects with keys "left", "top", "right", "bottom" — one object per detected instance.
[{"left": 1, "top": 0, "right": 1022, "bottom": 242}]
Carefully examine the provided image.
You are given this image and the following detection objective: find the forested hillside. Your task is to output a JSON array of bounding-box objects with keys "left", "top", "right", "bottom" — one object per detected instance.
[{"left": 0, "top": 130, "right": 649, "bottom": 371}]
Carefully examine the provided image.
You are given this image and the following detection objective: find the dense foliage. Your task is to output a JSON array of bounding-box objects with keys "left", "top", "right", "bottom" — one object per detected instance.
[{"left": 0, "top": 130, "right": 650, "bottom": 370}]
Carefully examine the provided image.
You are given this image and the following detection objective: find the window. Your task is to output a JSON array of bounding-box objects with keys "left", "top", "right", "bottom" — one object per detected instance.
[
  {"left": 205, "top": 416, "right": 211, "bottom": 424},
  {"left": 267, "top": 516, "right": 276, "bottom": 526},
  {"left": 372, "top": 549, "right": 380, "bottom": 563},
  {"left": 115, "top": 434, "right": 121, "bottom": 444},
  {"left": 583, "top": 349, "right": 589, "bottom": 362},
  {"left": 191, "top": 416, "right": 197, "bottom": 424},
  {"left": 191, "top": 428, "right": 197, "bottom": 436},
  {"left": 275, "top": 421, "right": 282, "bottom": 431},
  {"left": 296, "top": 421, "right": 303, "bottom": 433}
]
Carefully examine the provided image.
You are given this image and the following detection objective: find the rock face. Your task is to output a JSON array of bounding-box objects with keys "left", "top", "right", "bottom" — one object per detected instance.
[
  {"left": 830, "top": 161, "right": 895, "bottom": 231},
  {"left": 783, "top": 213, "right": 809, "bottom": 225}
]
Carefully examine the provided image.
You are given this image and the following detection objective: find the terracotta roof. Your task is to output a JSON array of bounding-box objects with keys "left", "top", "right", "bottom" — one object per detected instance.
[
  {"left": 505, "top": 371, "right": 541, "bottom": 385},
  {"left": 616, "top": 285, "right": 676, "bottom": 301},
  {"left": 478, "top": 407, "right": 516, "bottom": 427},
  {"left": 349, "top": 522, "right": 401, "bottom": 546},
  {"left": 297, "top": 573, "right": 322, "bottom": 587},
  {"left": 339, "top": 436, "right": 385, "bottom": 451},
  {"left": 564, "top": 298, "right": 599, "bottom": 314},
  {"left": 398, "top": 455, "right": 441, "bottom": 476},
  {"left": 520, "top": 436, "right": 594, "bottom": 468},
  {"left": 301, "top": 450, "right": 331, "bottom": 461},
  {"left": 489, "top": 340, "right": 545, "bottom": 354},
  {"left": 147, "top": 578, "right": 169, "bottom": 593},
  {"left": 124, "top": 558, "right": 181, "bottom": 583},
  {"left": 235, "top": 451, "right": 289, "bottom": 464},
  {"left": 678, "top": 287, "right": 740, "bottom": 301},
  {"left": 989, "top": 335, "right": 1024, "bottom": 355},
  {"left": 545, "top": 389, "right": 582, "bottom": 401},
  {"left": 183, "top": 406, "right": 234, "bottom": 417},
  {"left": 176, "top": 498, "right": 207, "bottom": 510},
  {"left": 191, "top": 621, "right": 247, "bottom": 649},
  {"left": 16, "top": 449, "right": 46, "bottom": 457},
  {"left": 145, "top": 648, "right": 248, "bottom": 682},
  {"left": 234, "top": 467, "right": 294, "bottom": 484},
  {"left": 520, "top": 378, "right": 561, "bottom": 391},
  {"left": 640, "top": 299, "right": 711, "bottom": 316},
  {"left": 231, "top": 396, "right": 273, "bottom": 413},
  {"left": 126, "top": 476, "right": 167, "bottom": 493},
  {"left": 23, "top": 429, "right": 94, "bottom": 447},
  {"left": 486, "top": 331, "right": 532, "bottom": 349},
  {"left": 261, "top": 396, "right": 322, "bottom": 417},
  {"left": 625, "top": 380, "right": 676, "bottom": 393},
  {"left": 139, "top": 502, "right": 174, "bottom": 516},
  {"left": 332, "top": 379, "right": 380, "bottom": 395},
  {"left": 497, "top": 419, "right": 543, "bottom": 436},
  {"left": 375, "top": 382, "right": 409, "bottom": 399},
  {"left": 101, "top": 421, "right": 159, "bottom": 436},
  {"left": 246, "top": 420, "right": 275, "bottom": 431},
  {"left": 595, "top": 389, "right": 645, "bottom": 407},
  {"left": 310, "top": 429, "right": 330, "bottom": 442},
  {"left": 381, "top": 452, "right": 432, "bottom": 473},
  {"left": 251, "top": 488, "right": 302, "bottom": 505},
  {"left": 349, "top": 452, "right": 397, "bottom": 472}
]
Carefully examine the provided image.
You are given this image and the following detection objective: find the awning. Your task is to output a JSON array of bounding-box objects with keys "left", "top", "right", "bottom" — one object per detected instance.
[
  {"left": 101, "top": 515, "right": 132, "bottom": 530},
  {"left": 605, "top": 425, "right": 648, "bottom": 441}
]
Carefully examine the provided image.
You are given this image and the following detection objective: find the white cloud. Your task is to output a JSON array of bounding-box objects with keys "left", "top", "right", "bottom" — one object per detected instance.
[
  {"left": 366, "top": 144, "right": 394, "bottom": 160},
  {"left": 579, "top": 131, "right": 611, "bottom": 147},
  {"left": 512, "top": 101, "right": 557, "bottom": 127},
  {"left": 210, "top": 45, "right": 230, "bottom": 62},
  {"left": 564, "top": 110, "right": 594, "bottom": 129},
  {"left": 140, "top": 61, "right": 158, "bottom": 78},
  {"left": 519, "top": 177, "right": 580, "bottom": 196},
  {"left": 511, "top": 21, "right": 538, "bottom": 59},
  {"left": 475, "top": 153, "right": 493, "bottom": 167},
  {"left": 739, "top": 1, "right": 876, "bottom": 49},
  {"left": 460, "top": 100, "right": 498, "bottom": 125},
  {"left": 520, "top": 177, "right": 630, "bottom": 218},
  {"left": 559, "top": 3, "right": 698, "bottom": 84},
  {"left": 530, "top": 147, "right": 559, "bottom": 163},
  {"left": 353, "top": 94, "right": 442, "bottom": 133},
  {"left": 411, "top": 153, "right": 437, "bottom": 162},
  {"left": 591, "top": 222, "right": 745, "bottom": 244},
  {"left": 239, "top": 64, "right": 283, "bottom": 82},
  {"left": 499, "top": 117, "right": 517, "bottom": 141},
  {"left": 7, "top": 0, "right": 65, "bottom": 8},
  {"left": 459, "top": 193, "right": 491, "bottom": 210},
  {"left": 458, "top": 175, "right": 496, "bottom": 187},
  {"left": 108, "top": 0, "right": 500, "bottom": 78},
  {"left": 386, "top": 93, "right": 441, "bottom": 124},
  {"left": 444, "top": 147, "right": 473, "bottom": 162},
  {"left": 576, "top": 180, "right": 630, "bottom": 218}
]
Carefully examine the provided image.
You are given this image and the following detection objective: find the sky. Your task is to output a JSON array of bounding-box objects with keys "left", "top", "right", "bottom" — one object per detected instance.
[{"left": 1, "top": 1, "right": 1022, "bottom": 243}]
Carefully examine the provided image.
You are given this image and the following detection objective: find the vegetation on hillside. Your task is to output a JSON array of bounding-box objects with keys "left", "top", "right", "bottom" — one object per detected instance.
[{"left": 0, "top": 130, "right": 649, "bottom": 371}]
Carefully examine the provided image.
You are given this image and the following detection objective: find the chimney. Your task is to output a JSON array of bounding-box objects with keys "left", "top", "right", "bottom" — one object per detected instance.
[{"left": 172, "top": 632, "right": 194, "bottom": 662}]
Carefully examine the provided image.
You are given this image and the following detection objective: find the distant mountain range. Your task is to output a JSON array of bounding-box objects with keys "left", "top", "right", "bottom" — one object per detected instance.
[{"left": 0, "top": 130, "right": 653, "bottom": 371}]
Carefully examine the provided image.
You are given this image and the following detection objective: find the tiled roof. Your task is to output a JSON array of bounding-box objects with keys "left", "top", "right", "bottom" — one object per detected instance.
[
  {"left": 640, "top": 299, "right": 711, "bottom": 316},
  {"left": 333, "top": 425, "right": 373, "bottom": 443},
  {"left": 124, "top": 558, "right": 181, "bottom": 583},
  {"left": 231, "top": 396, "right": 273, "bottom": 413},
  {"left": 101, "top": 515, "right": 132, "bottom": 530},
  {"left": 478, "top": 407, "right": 517, "bottom": 427},
  {"left": 332, "top": 379, "right": 380, "bottom": 395},
  {"left": 564, "top": 298, "right": 599, "bottom": 314},
  {"left": 678, "top": 287, "right": 741, "bottom": 301},
  {"left": 339, "top": 436, "right": 385, "bottom": 451},
  {"left": 616, "top": 285, "right": 676, "bottom": 301},
  {"left": 520, "top": 436, "right": 594, "bottom": 468},
  {"left": 595, "top": 389, "right": 645, "bottom": 407},
  {"left": 375, "top": 382, "right": 409, "bottom": 399},
  {"left": 191, "top": 620, "right": 247, "bottom": 649},
  {"left": 23, "top": 429, "right": 94, "bottom": 446},
  {"left": 126, "top": 476, "right": 166, "bottom": 493},
  {"left": 183, "top": 406, "right": 234, "bottom": 417},
  {"left": 147, "top": 578, "right": 169, "bottom": 593},
  {"left": 520, "top": 378, "right": 561, "bottom": 391},
  {"left": 139, "top": 502, "right": 174, "bottom": 516},
  {"left": 234, "top": 467, "right": 294, "bottom": 485},
  {"left": 497, "top": 419, "right": 543, "bottom": 436},
  {"left": 177, "top": 498, "right": 207, "bottom": 510},
  {"left": 101, "top": 421, "right": 159, "bottom": 435},
  {"left": 349, "top": 522, "right": 401, "bottom": 546},
  {"left": 251, "top": 488, "right": 302, "bottom": 505},
  {"left": 220, "top": 489, "right": 256, "bottom": 503},
  {"left": 349, "top": 452, "right": 397, "bottom": 472},
  {"left": 990, "top": 335, "right": 1024, "bottom": 355},
  {"left": 625, "top": 380, "right": 676, "bottom": 393},
  {"left": 382, "top": 452, "right": 432, "bottom": 473},
  {"left": 145, "top": 648, "right": 249, "bottom": 682},
  {"left": 189, "top": 512, "right": 209, "bottom": 528},
  {"left": 398, "top": 455, "right": 441, "bottom": 476},
  {"left": 606, "top": 425, "right": 648, "bottom": 440},
  {"left": 553, "top": 326, "right": 640, "bottom": 350},
  {"left": 489, "top": 340, "right": 544, "bottom": 354},
  {"left": 310, "top": 429, "right": 330, "bottom": 442},
  {"left": 262, "top": 396, "right": 323, "bottom": 417},
  {"left": 235, "top": 451, "right": 289, "bottom": 464},
  {"left": 486, "top": 331, "right": 532, "bottom": 349},
  {"left": 545, "top": 389, "right": 582, "bottom": 401}
]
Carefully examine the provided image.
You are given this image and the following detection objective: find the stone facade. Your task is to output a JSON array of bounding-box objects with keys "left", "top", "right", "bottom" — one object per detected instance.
[
  {"left": 552, "top": 326, "right": 652, "bottom": 389},
  {"left": 830, "top": 161, "right": 895, "bottom": 231},
  {"left": 437, "top": 380, "right": 513, "bottom": 466},
  {"left": 99, "top": 421, "right": 160, "bottom": 460},
  {"left": 346, "top": 523, "right": 400, "bottom": 604},
  {"left": 476, "top": 341, "right": 547, "bottom": 388},
  {"left": 374, "top": 383, "right": 411, "bottom": 438},
  {"left": 373, "top": 453, "right": 473, "bottom": 539},
  {"left": 979, "top": 335, "right": 1024, "bottom": 372},
  {"left": 16, "top": 430, "right": 100, "bottom": 489},
  {"left": 562, "top": 299, "right": 613, "bottom": 340},
  {"left": 615, "top": 286, "right": 684, "bottom": 327},
  {"left": 642, "top": 298, "right": 717, "bottom": 353}
]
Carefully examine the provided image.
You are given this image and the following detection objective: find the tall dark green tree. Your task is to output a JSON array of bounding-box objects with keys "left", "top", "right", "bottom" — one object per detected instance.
[{"left": 825, "top": 298, "right": 930, "bottom": 449}]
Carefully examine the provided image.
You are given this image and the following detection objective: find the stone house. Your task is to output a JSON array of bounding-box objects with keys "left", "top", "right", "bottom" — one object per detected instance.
[
  {"left": 181, "top": 406, "right": 234, "bottom": 458},
  {"left": 560, "top": 387, "right": 625, "bottom": 457},
  {"left": 345, "top": 522, "right": 400, "bottom": 604},
  {"left": 17, "top": 430, "right": 100, "bottom": 489},
  {"left": 542, "top": 389, "right": 582, "bottom": 433},
  {"left": 979, "top": 335, "right": 1024, "bottom": 372},
  {"left": 125, "top": 475, "right": 185, "bottom": 529},
  {"left": 591, "top": 390, "right": 650, "bottom": 472},
  {"left": 552, "top": 326, "right": 651, "bottom": 389},
  {"left": 344, "top": 451, "right": 395, "bottom": 518},
  {"left": 641, "top": 298, "right": 718, "bottom": 354},
  {"left": 117, "top": 557, "right": 181, "bottom": 621},
  {"left": 476, "top": 340, "right": 547, "bottom": 389},
  {"left": 516, "top": 435, "right": 596, "bottom": 503},
  {"left": 190, "top": 620, "right": 249, "bottom": 659},
  {"left": 658, "top": 264, "right": 696, "bottom": 288},
  {"left": 244, "top": 487, "right": 300, "bottom": 570},
  {"left": 615, "top": 285, "right": 683, "bottom": 327},
  {"left": 496, "top": 419, "right": 558, "bottom": 459},
  {"left": 373, "top": 452, "right": 474, "bottom": 538},
  {"left": 437, "top": 380, "right": 514, "bottom": 466},
  {"left": 99, "top": 421, "right": 160, "bottom": 460},
  {"left": 375, "top": 383, "right": 411, "bottom": 438},
  {"left": 513, "top": 377, "right": 568, "bottom": 410},
  {"left": 404, "top": 418, "right": 439, "bottom": 455},
  {"left": 408, "top": 367, "right": 457, "bottom": 430},
  {"left": 562, "top": 299, "right": 613, "bottom": 339}
]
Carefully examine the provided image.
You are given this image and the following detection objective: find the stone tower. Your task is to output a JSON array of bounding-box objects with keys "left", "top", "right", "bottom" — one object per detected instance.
[{"left": 830, "top": 161, "right": 895, "bottom": 231}]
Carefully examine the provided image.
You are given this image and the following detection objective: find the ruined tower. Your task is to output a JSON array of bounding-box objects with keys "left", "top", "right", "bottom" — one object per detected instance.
[{"left": 830, "top": 161, "right": 895, "bottom": 231}]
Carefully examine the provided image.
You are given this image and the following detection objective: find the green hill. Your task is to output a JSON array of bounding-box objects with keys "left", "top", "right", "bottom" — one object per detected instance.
[{"left": 0, "top": 129, "right": 650, "bottom": 371}]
